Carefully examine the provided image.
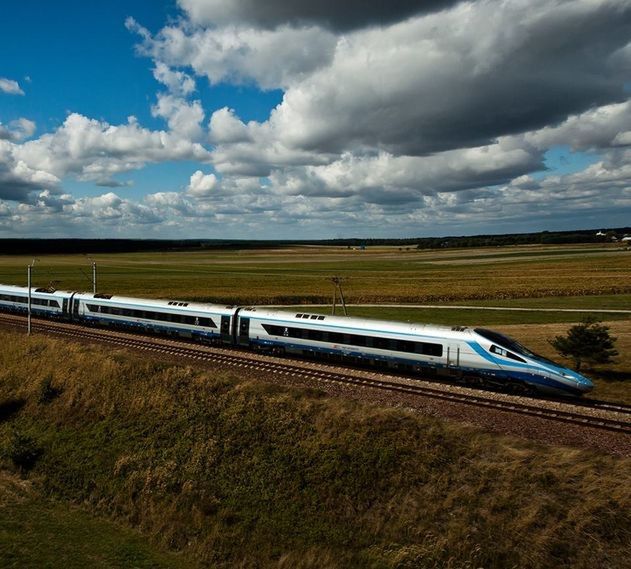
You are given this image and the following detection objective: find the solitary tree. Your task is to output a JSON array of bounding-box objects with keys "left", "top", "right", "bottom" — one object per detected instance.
[{"left": 550, "top": 317, "right": 618, "bottom": 371}]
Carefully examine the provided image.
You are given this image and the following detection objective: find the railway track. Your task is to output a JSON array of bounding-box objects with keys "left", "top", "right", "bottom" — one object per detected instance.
[{"left": 2, "top": 313, "right": 631, "bottom": 436}]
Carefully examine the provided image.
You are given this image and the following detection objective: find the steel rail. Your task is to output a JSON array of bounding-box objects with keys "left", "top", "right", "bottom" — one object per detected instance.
[{"left": 2, "top": 313, "right": 630, "bottom": 435}]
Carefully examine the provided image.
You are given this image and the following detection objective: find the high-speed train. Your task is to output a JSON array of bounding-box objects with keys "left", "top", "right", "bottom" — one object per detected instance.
[{"left": 0, "top": 283, "right": 593, "bottom": 396}]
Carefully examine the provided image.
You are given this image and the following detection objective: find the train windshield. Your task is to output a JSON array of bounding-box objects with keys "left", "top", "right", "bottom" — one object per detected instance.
[{"left": 474, "top": 328, "right": 554, "bottom": 364}]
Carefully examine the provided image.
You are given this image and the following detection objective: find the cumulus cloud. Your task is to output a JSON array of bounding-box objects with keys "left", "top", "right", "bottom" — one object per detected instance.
[
  {"left": 152, "top": 61, "right": 196, "bottom": 96},
  {"left": 527, "top": 101, "right": 631, "bottom": 151},
  {"left": 208, "top": 107, "right": 252, "bottom": 144},
  {"left": 177, "top": 0, "right": 461, "bottom": 31},
  {"left": 0, "top": 140, "right": 60, "bottom": 201},
  {"left": 151, "top": 93, "right": 205, "bottom": 140},
  {"left": 265, "top": 0, "right": 631, "bottom": 156},
  {"left": 4, "top": 0, "right": 631, "bottom": 238},
  {"left": 0, "top": 118, "right": 36, "bottom": 142},
  {"left": 268, "top": 137, "right": 543, "bottom": 202},
  {"left": 186, "top": 170, "right": 219, "bottom": 197},
  {"left": 14, "top": 113, "right": 210, "bottom": 185},
  {"left": 0, "top": 77, "right": 24, "bottom": 95},
  {"left": 129, "top": 16, "right": 338, "bottom": 90}
]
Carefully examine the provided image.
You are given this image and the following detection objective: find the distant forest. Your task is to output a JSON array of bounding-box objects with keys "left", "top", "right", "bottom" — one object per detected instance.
[{"left": 0, "top": 228, "right": 629, "bottom": 255}]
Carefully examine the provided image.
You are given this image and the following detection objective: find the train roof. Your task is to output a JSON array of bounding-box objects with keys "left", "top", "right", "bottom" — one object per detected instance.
[
  {"left": 0, "top": 283, "right": 73, "bottom": 296},
  {"left": 240, "top": 306, "right": 472, "bottom": 339},
  {"left": 73, "top": 291, "right": 235, "bottom": 313}
]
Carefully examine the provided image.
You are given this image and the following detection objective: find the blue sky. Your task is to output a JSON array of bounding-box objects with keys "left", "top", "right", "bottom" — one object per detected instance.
[{"left": 0, "top": 0, "right": 629, "bottom": 238}]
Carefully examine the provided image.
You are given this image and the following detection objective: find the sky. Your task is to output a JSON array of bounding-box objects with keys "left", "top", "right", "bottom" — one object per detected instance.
[{"left": 0, "top": 0, "right": 630, "bottom": 240}]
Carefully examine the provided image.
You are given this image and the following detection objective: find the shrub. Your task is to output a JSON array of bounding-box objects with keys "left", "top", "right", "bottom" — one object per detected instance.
[
  {"left": 550, "top": 317, "right": 619, "bottom": 371},
  {"left": 5, "top": 429, "right": 42, "bottom": 472},
  {"left": 38, "top": 374, "right": 61, "bottom": 404}
]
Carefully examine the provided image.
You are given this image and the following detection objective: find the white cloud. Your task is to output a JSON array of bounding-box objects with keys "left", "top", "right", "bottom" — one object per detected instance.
[
  {"left": 186, "top": 170, "right": 219, "bottom": 197},
  {"left": 208, "top": 107, "right": 252, "bottom": 144},
  {"left": 131, "top": 18, "right": 337, "bottom": 90},
  {"left": 0, "top": 78, "right": 24, "bottom": 95},
  {"left": 0, "top": 140, "right": 60, "bottom": 201},
  {"left": 143, "top": 0, "right": 631, "bottom": 159},
  {"left": 0, "top": 118, "right": 36, "bottom": 142},
  {"left": 152, "top": 62, "right": 196, "bottom": 96},
  {"left": 14, "top": 112, "right": 210, "bottom": 185},
  {"left": 527, "top": 101, "right": 631, "bottom": 151},
  {"left": 151, "top": 93, "right": 205, "bottom": 140}
]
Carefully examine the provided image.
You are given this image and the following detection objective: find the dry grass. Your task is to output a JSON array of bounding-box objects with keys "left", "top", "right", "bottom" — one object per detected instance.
[{"left": 1, "top": 330, "right": 630, "bottom": 568}]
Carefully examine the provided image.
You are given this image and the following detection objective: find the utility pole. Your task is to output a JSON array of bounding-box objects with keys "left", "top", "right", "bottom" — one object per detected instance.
[
  {"left": 91, "top": 260, "right": 97, "bottom": 294},
  {"left": 27, "top": 258, "right": 38, "bottom": 335},
  {"left": 84, "top": 255, "right": 97, "bottom": 294},
  {"left": 330, "top": 276, "right": 348, "bottom": 316}
]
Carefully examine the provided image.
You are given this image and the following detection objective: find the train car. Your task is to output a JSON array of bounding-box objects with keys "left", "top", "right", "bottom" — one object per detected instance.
[
  {"left": 72, "top": 292, "right": 239, "bottom": 343},
  {"left": 0, "top": 283, "right": 70, "bottom": 319},
  {"left": 237, "top": 307, "right": 593, "bottom": 396},
  {"left": 0, "top": 283, "right": 593, "bottom": 396}
]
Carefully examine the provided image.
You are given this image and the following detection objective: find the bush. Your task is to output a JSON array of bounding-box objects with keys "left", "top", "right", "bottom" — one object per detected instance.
[
  {"left": 38, "top": 374, "right": 61, "bottom": 404},
  {"left": 5, "top": 429, "right": 42, "bottom": 472},
  {"left": 550, "top": 317, "right": 619, "bottom": 371}
]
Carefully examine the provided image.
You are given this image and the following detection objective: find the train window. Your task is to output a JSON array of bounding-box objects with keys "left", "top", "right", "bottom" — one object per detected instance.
[
  {"left": 310, "top": 315, "right": 318, "bottom": 319},
  {"left": 262, "top": 324, "right": 284, "bottom": 336},
  {"left": 422, "top": 342, "right": 443, "bottom": 357},
  {"left": 328, "top": 332, "right": 344, "bottom": 343},
  {"left": 348, "top": 334, "right": 366, "bottom": 347},
  {"left": 308, "top": 330, "right": 324, "bottom": 341},
  {"left": 317, "top": 316, "right": 325, "bottom": 320},
  {"left": 296, "top": 314, "right": 303, "bottom": 318},
  {"left": 506, "top": 352, "right": 526, "bottom": 363},
  {"left": 396, "top": 340, "right": 416, "bottom": 353},
  {"left": 491, "top": 345, "right": 525, "bottom": 363},
  {"left": 374, "top": 337, "right": 389, "bottom": 350},
  {"left": 490, "top": 345, "right": 507, "bottom": 356},
  {"left": 302, "top": 314, "right": 310, "bottom": 319}
]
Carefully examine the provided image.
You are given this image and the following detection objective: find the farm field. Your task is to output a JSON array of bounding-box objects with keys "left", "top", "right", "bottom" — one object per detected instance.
[
  {"left": 0, "top": 243, "right": 629, "bottom": 397},
  {"left": 0, "top": 243, "right": 629, "bottom": 306}
]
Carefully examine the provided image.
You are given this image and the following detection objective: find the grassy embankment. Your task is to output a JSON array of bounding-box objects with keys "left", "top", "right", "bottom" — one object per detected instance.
[
  {"left": 0, "top": 470, "right": 194, "bottom": 569},
  {"left": 1, "top": 330, "right": 630, "bottom": 568}
]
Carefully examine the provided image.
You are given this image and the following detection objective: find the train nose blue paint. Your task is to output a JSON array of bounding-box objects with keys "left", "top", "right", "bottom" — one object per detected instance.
[{"left": 560, "top": 369, "right": 593, "bottom": 393}]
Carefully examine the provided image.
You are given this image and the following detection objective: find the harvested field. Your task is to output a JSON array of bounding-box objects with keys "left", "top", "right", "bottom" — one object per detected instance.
[{"left": 0, "top": 243, "right": 629, "bottom": 305}]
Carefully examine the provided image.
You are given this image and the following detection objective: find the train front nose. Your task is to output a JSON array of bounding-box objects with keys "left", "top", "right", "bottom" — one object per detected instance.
[{"left": 562, "top": 370, "right": 594, "bottom": 393}]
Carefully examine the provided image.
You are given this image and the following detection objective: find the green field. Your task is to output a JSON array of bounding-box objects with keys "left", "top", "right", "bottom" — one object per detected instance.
[
  {"left": 0, "top": 243, "right": 629, "bottom": 309},
  {"left": 1, "top": 243, "right": 629, "bottom": 387},
  {"left": 0, "top": 475, "right": 193, "bottom": 569}
]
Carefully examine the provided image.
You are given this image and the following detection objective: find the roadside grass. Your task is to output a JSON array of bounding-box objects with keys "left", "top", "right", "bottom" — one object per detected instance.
[
  {"left": 0, "top": 472, "right": 194, "bottom": 569},
  {"left": 0, "top": 330, "right": 630, "bottom": 568}
]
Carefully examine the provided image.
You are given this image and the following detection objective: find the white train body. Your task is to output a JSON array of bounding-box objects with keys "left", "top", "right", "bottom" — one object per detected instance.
[
  {"left": 0, "top": 283, "right": 593, "bottom": 396},
  {"left": 238, "top": 308, "right": 593, "bottom": 396}
]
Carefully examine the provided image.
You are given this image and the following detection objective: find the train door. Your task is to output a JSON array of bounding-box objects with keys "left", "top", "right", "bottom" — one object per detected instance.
[
  {"left": 62, "top": 298, "right": 69, "bottom": 318},
  {"left": 220, "top": 315, "right": 231, "bottom": 343},
  {"left": 238, "top": 317, "right": 250, "bottom": 346},
  {"left": 68, "top": 292, "right": 79, "bottom": 320}
]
